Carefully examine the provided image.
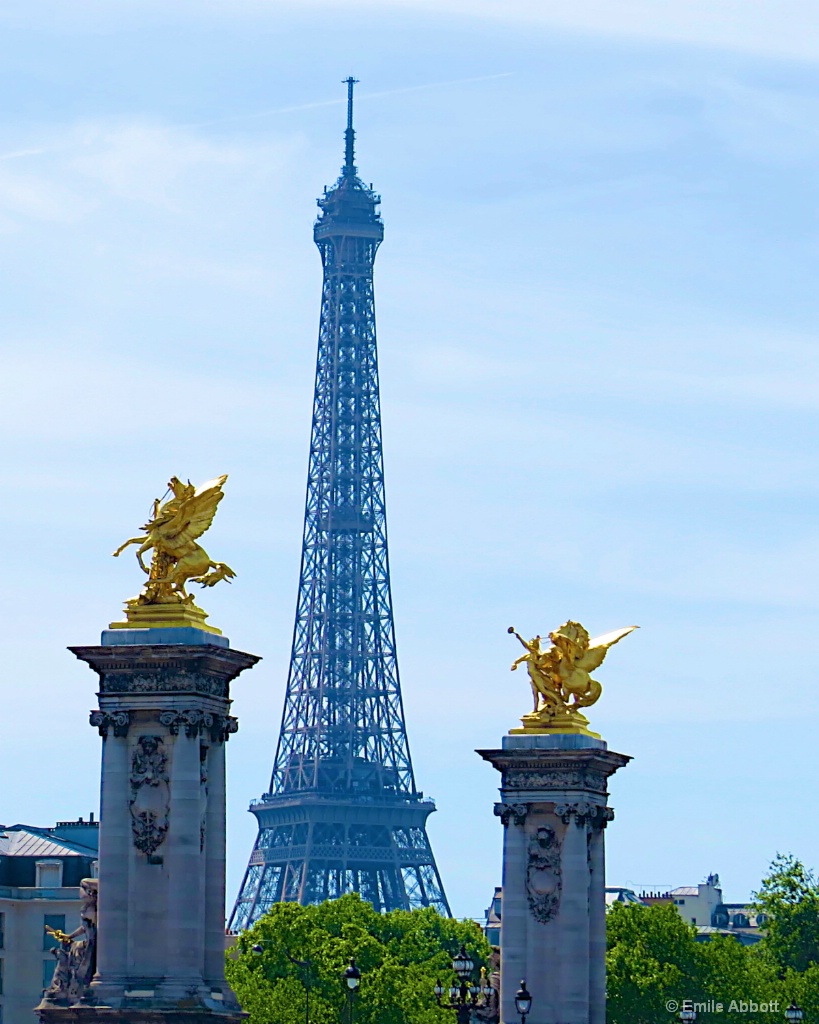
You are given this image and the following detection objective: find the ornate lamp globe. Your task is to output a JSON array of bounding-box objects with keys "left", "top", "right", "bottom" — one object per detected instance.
[
  {"left": 678, "top": 1008, "right": 697, "bottom": 1022},
  {"left": 433, "top": 981, "right": 444, "bottom": 1001},
  {"left": 344, "top": 958, "right": 361, "bottom": 991},
  {"left": 452, "top": 945, "right": 474, "bottom": 979},
  {"left": 784, "top": 1003, "right": 804, "bottom": 1022},
  {"left": 514, "top": 981, "right": 532, "bottom": 1017}
]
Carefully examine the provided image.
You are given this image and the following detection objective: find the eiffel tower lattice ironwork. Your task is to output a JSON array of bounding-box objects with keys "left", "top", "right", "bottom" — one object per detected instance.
[{"left": 230, "top": 79, "right": 450, "bottom": 929}]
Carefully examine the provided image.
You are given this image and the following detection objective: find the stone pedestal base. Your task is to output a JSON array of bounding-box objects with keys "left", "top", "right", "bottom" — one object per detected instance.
[
  {"left": 478, "top": 733, "right": 631, "bottom": 1024},
  {"left": 108, "top": 599, "right": 221, "bottom": 635},
  {"left": 38, "top": 1007, "right": 245, "bottom": 1024}
]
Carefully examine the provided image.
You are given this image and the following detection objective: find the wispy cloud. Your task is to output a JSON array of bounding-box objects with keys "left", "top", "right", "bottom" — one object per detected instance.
[{"left": 189, "top": 72, "right": 514, "bottom": 129}]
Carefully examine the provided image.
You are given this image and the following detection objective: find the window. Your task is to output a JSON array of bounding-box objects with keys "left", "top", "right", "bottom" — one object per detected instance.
[
  {"left": 43, "top": 958, "right": 55, "bottom": 991},
  {"left": 44, "top": 915, "right": 66, "bottom": 950},
  {"left": 35, "top": 860, "right": 63, "bottom": 888},
  {"left": 0, "top": 956, "right": 3, "bottom": 994},
  {"left": 691, "top": 917, "right": 697, "bottom": 925},
  {"left": 0, "top": 912, "right": 4, "bottom": 949}
]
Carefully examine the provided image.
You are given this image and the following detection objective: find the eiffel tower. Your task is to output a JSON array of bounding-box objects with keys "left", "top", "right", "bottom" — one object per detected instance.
[{"left": 229, "top": 80, "right": 450, "bottom": 929}]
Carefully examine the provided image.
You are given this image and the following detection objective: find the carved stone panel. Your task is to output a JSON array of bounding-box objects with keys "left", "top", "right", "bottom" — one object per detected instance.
[
  {"left": 504, "top": 767, "right": 608, "bottom": 793},
  {"left": 102, "top": 670, "right": 228, "bottom": 697},
  {"left": 129, "top": 736, "right": 170, "bottom": 855},
  {"left": 526, "top": 825, "right": 562, "bottom": 923}
]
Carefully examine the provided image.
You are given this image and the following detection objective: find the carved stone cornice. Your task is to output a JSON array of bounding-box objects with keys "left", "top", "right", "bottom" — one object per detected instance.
[
  {"left": 70, "top": 645, "right": 259, "bottom": 699},
  {"left": 89, "top": 709, "right": 130, "bottom": 737},
  {"left": 494, "top": 802, "right": 529, "bottom": 827},
  {"left": 476, "top": 746, "right": 631, "bottom": 796}
]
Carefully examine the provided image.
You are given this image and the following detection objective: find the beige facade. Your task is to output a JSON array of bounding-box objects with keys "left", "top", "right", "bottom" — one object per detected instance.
[
  {"left": 1, "top": 888, "right": 85, "bottom": 1024},
  {"left": 0, "top": 821, "right": 98, "bottom": 1024}
]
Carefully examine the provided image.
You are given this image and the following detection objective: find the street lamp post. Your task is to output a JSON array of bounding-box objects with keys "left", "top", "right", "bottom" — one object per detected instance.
[
  {"left": 251, "top": 942, "right": 314, "bottom": 1024},
  {"left": 433, "top": 945, "right": 496, "bottom": 1024},
  {"left": 678, "top": 1002, "right": 697, "bottom": 1023},
  {"left": 784, "top": 1002, "right": 804, "bottom": 1022},
  {"left": 514, "top": 981, "right": 532, "bottom": 1024},
  {"left": 344, "top": 957, "right": 361, "bottom": 1024}
]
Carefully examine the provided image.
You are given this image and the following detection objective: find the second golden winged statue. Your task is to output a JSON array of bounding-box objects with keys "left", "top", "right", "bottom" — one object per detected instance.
[
  {"left": 110, "top": 475, "right": 235, "bottom": 633},
  {"left": 508, "top": 620, "right": 637, "bottom": 736}
]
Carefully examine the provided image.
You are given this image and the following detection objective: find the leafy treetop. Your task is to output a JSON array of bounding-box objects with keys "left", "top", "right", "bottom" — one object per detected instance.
[{"left": 226, "top": 893, "right": 492, "bottom": 1024}]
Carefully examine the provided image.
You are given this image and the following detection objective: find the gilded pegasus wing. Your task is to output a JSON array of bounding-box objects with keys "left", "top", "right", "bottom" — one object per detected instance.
[
  {"left": 161, "top": 475, "right": 228, "bottom": 546},
  {"left": 575, "top": 625, "right": 638, "bottom": 672}
]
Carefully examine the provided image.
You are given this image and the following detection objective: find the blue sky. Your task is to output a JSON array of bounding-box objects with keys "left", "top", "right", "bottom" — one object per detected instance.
[{"left": 2, "top": 0, "right": 819, "bottom": 917}]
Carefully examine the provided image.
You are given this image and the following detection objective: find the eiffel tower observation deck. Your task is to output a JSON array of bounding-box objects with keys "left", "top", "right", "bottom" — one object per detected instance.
[{"left": 230, "top": 80, "right": 450, "bottom": 929}]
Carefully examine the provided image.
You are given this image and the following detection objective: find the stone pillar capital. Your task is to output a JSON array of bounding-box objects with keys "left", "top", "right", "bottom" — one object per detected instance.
[
  {"left": 554, "top": 802, "right": 615, "bottom": 830},
  {"left": 89, "top": 709, "right": 130, "bottom": 737},
  {"left": 494, "top": 801, "right": 529, "bottom": 827}
]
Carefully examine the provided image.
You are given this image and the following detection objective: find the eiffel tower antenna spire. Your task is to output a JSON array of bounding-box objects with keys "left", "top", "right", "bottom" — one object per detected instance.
[
  {"left": 230, "top": 84, "right": 450, "bottom": 928},
  {"left": 343, "top": 75, "right": 358, "bottom": 176}
]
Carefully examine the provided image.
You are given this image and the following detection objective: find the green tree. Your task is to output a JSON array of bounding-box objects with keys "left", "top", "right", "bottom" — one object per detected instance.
[
  {"left": 606, "top": 902, "right": 704, "bottom": 1024},
  {"left": 751, "top": 854, "right": 819, "bottom": 974},
  {"left": 225, "top": 894, "right": 491, "bottom": 1024},
  {"left": 606, "top": 903, "right": 788, "bottom": 1023},
  {"left": 698, "top": 934, "right": 782, "bottom": 1023}
]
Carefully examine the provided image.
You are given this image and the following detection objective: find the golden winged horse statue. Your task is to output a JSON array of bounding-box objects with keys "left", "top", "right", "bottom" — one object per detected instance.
[
  {"left": 508, "top": 620, "right": 637, "bottom": 736},
  {"left": 113, "top": 475, "right": 235, "bottom": 606}
]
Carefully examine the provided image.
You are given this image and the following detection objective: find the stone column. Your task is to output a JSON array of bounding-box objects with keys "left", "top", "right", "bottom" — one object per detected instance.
[
  {"left": 162, "top": 720, "right": 206, "bottom": 998},
  {"left": 204, "top": 725, "right": 239, "bottom": 1006},
  {"left": 478, "top": 734, "right": 630, "bottom": 1024},
  {"left": 38, "top": 625, "right": 258, "bottom": 1024},
  {"left": 587, "top": 823, "right": 607, "bottom": 1024},
  {"left": 92, "top": 717, "right": 130, "bottom": 985},
  {"left": 494, "top": 803, "right": 528, "bottom": 1024}
]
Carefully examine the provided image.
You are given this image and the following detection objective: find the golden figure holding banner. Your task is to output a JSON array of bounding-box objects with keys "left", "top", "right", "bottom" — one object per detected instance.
[
  {"left": 110, "top": 475, "right": 235, "bottom": 635},
  {"left": 508, "top": 620, "right": 637, "bottom": 736}
]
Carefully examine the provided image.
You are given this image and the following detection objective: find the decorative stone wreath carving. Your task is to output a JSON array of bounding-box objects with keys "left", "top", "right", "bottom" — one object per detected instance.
[
  {"left": 129, "top": 735, "right": 170, "bottom": 855},
  {"left": 526, "top": 825, "right": 562, "bottom": 923}
]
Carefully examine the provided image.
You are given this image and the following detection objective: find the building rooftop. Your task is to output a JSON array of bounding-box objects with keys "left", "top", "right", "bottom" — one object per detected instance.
[
  {"left": 605, "top": 887, "right": 646, "bottom": 906},
  {"left": 0, "top": 818, "right": 99, "bottom": 859}
]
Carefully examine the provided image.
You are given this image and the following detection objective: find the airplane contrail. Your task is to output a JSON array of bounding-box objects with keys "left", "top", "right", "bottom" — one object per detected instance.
[{"left": 189, "top": 72, "right": 514, "bottom": 129}]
